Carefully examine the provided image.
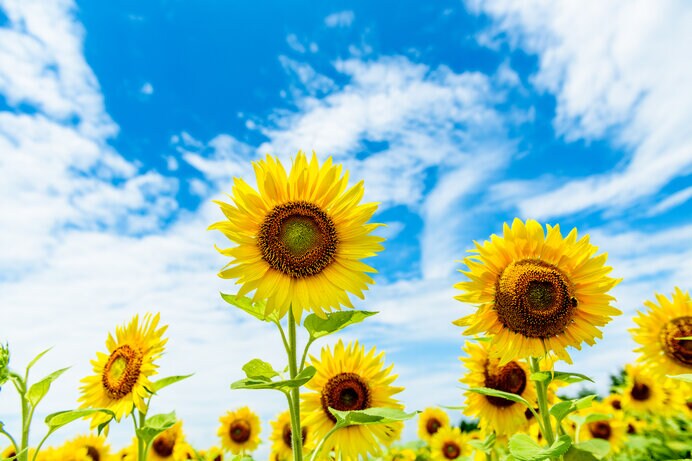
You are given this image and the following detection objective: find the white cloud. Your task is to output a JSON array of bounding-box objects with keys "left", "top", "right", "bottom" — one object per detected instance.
[
  {"left": 285, "top": 33, "right": 306, "bottom": 53},
  {"left": 470, "top": 0, "right": 692, "bottom": 219},
  {"left": 646, "top": 186, "right": 692, "bottom": 216},
  {"left": 140, "top": 82, "right": 154, "bottom": 95},
  {"left": 324, "top": 10, "right": 355, "bottom": 28}
]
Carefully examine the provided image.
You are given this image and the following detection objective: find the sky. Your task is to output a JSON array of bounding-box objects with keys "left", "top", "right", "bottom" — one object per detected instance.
[{"left": 1, "top": 0, "right": 691, "bottom": 456}]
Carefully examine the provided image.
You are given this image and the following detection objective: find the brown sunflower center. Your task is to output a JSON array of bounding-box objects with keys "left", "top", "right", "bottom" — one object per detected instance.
[
  {"left": 229, "top": 420, "right": 252, "bottom": 443},
  {"left": 86, "top": 446, "right": 100, "bottom": 461},
  {"left": 321, "top": 372, "right": 371, "bottom": 422},
  {"left": 630, "top": 381, "right": 651, "bottom": 401},
  {"left": 484, "top": 361, "right": 527, "bottom": 408},
  {"left": 588, "top": 421, "right": 612, "bottom": 440},
  {"left": 257, "top": 201, "right": 338, "bottom": 278},
  {"left": 101, "top": 344, "right": 143, "bottom": 399},
  {"left": 627, "top": 423, "right": 636, "bottom": 434},
  {"left": 495, "top": 259, "right": 577, "bottom": 338},
  {"left": 425, "top": 417, "right": 443, "bottom": 435},
  {"left": 442, "top": 441, "right": 461, "bottom": 459},
  {"left": 659, "top": 316, "right": 692, "bottom": 367},
  {"left": 152, "top": 435, "right": 175, "bottom": 458},
  {"left": 609, "top": 398, "right": 622, "bottom": 410},
  {"left": 281, "top": 423, "right": 307, "bottom": 448}
]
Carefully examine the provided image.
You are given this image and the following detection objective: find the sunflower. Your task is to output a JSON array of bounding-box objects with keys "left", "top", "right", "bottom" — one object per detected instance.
[
  {"left": 209, "top": 152, "right": 384, "bottom": 321},
  {"left": 148, "top": 421, "right": 186, "bottom": 461},
  {"left": 574, "top": 402, "right": 626, "bottom": 453},
  {"left": 302, "top": 340, "right": 404, "bottom": 461},
  {"left": 603, "top": 393, "right": 623, "bottom": 412},
  {"left": 454, "top": 219, "right": 621, "bottom": 364},
  {"left": 2, "top": 446, "right": 17, "bottom": 460},
  {"left": 418, "top": 407, "right": 450, "bottom": 443},
  {"left": 461, "top": 340, "right": 537, "bottom": 435},
  {"left": 385, "top": 448, "right": 417, "bottom": 461},
  {"left": 268, "top": 411, "right": 311, "bottom": 460},
  {"left": 631, "top": 287, "right": 692, "bottom": 379},
  {"left": 621, "top": 364, "right": 666, "bottom": 413},
  {"left": 218, "top": 407, "right": 261, "bottom": 454},
  {"left": 78, "top": 313, "right": 167, "bottom": 428},
  {"left": 200, "top": 446, "right": 224, "bottom": 461},
  {"left": 66, "top": 434, "right": 110, "bottom": 461},
  {"left": 430, "top": 427, "right": 470, "bottom": 461}
]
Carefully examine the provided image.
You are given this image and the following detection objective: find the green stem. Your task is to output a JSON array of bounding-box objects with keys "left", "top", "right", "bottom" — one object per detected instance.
[
  {"left": 287, "top": 310, "right": 304, "bottom": 461},
  {"left": 309, "top": 423, "right": 340, "bottom": 461},
  {"left": 274, "top": 320, "right": 291, "bottom": 356},
  {"left": 31, "top": 430, "right": 54, "bottom": 461},
  {"left": 299, "top": 338, "right": 314, "bottom": 373},
  {"left": 9, "top": 372, "right": 29, "bottom": 461},
  {"left": 0, "top": 427, "right": 18, "bottom": 453},
  {"left": 529, "top": 357, "right": 555, "bottom": 446}
]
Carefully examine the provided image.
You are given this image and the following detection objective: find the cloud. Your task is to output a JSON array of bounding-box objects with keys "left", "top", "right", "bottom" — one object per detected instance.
[
  {"left": 324, "top": 10, "right": 355, "bottom": 28},
  {"left": 470, "top": 0, "right": 692, "bottom": 219},
  {"left": 140, "top": 82, "right": 154, "bottom": 95}
]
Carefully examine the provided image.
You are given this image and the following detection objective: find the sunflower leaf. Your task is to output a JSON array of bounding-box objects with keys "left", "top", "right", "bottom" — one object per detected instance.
[
  {"left": 573, "top": 440, "right": 611, "bottom": 459},
  {"left": 150, "top": 374, "right": 194, "bottom": 394},
  {"left": 564, "top": 447, "right": 599, "bottom": 461},
  {"left": 551, "top": 372, "right": 595, "bottom": 384},
  {"left": 568, "top": 412, "right": 611, "bottom": 426},
  {"left": 27, "top": 367, "right": 70, "bottom": 407},
  {"left": 530, "top": 372, "right": 551, "bottom": 382},
  {"left": 136, "top": 411, "right": 177, "bottom": 445},
  {"left": 220, "top": 293, "right": 278, "bottom": 322},
  {"left": 467, "top": 387, "right": 532, "bottom": 408},
  {"left": 26, "top": 348, "right": 52, "bottom": 374},
  {"left": 329, "top": 407, "right": 417, "bottom": 429},
  {"left": 303, "top": 311, "right": 378, "bottom": 340},
  {"left": 509, "top": 434, "right": 571, "bottom": 461},
  {"left": 666, "top": 373, "right": 692, "bottom": 383},
  {"left": 550, "top": 395, "right": 597, "bottom": 422},
  {"left": 45, "top": 408, "right": 115, "bottom": 431},
  {"left": 242, "top": 359, "right": 279, "bottom": 380},
  {"left": 231, "top": 366, "right": 316, "bottom": 391}
]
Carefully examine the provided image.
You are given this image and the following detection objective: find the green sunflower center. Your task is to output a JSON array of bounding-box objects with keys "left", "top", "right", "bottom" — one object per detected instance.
[
  {"left": 321, "top": 372, "right": 371, "bottom": 422},
  {"left": 425, "top": 417, "right": 442, "bottom": 435},
  {"left": 281, "top": 423, "right": 307, "bottom": 448},
  {"left": 484, "top": 361, "right": 527, "bottom": 408},
  {"left": 496, "top": 259, "right": 577, "bottom": 338},
  {"left": 630, "top": 381, "right": 651, "bottom": 401},
  {"left": 102, "top": 344, "right": 143, "bottom": 399},
  {"left": 442, "top": 441, "right": 461, "bottom": 459},
  {"left": 660, "top": 316, "right": 692, "bottom": 367},
  {"left": 589, "top": 421, "right": 612, "bottom": 440},
  {"left": 258, "top": 201, "right": 338, "bottom": 278},
  {"left": 229, "top": 420, "right": 252, "bottom": 443}
]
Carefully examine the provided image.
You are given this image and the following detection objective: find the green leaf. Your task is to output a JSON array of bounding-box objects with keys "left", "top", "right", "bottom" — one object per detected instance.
[
  {"left": 550, "top": 395, "right": 597, "bottom": 422},
  {"left": 230, "top": 456, "right": 254, "bottom": 461},
  {"left": 242, "top": 359, "right": 279, "bottom": 381},
  {"left": 564, "top": 447, "right": 599, "bottom": 461},
  {"left": 150, "top": 374, "right": 193, "bottom": 393},
  {"left": 27, "top": 367, "right": 70, "bottom": 407},
  {"left": 551, "top": 372, "right": 595, "bottom": 384},
  {"left": 303, "top": 311, "right": 377, "bottom": 340},
  {"left": 666, "top": 373, "right": 692, "bottom": 383},
  {"left": 231, "top": 366, "right": 316, "bottom": 391},
  {"left": 136, "top": 411, "right": 177, "bottom": 445},
  {"left": 26, "top": 348, "right": 52, "bottom": 373},
  {"left": 328, "top": 407, "right": 417, "bottom": 428},
  {"left": 574, "top": 440, "right": 610, "bottom": 459},
  {"left": 45, "top": 408, "right": 115, "bottom": 431},
  {"left": 569, "top": 412, "right": 611, "bottom": 426},
  {"left": 509, "top": 434, "right": 571, "bottom": 461},
  {"left": 220, "top": 293, "right": 278, "bottom": 322},
  {"left": 530, "top": 372, "right": 551, "bottom": 382},
  {"left": 468, "top": 387, "right": 532, "bottom": 408},
  {"left": 468, "top": 432, "right": 497, "bottom": 451},
  {"left": 574, "top": 394, "right": 598, "bottom": 410}
]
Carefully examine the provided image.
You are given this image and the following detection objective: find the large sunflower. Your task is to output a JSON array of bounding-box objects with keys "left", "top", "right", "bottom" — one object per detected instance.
[
  {"left": 65, "top": 434, "right": 111, "bottom": 461},
  {"left": 418, "top": 407, "right": 450, "bottom": 443},
  {"left": 268, "top": 411, "right": 311, "bottom": 460},
  {"left": 302, "top": 340, "right": 404, "bottom": 461},
  {"left": 209, "top": 152, "right": 384, "bottom": 321},
  {"left": 79, "top": 313, "right": 167, "bottom": 428},
  {"left": 631, "top": 287, "right": 692, "bottom": 379},
  {"left": 461, "top": 340, "right": 537, "bottom": 435},
  {"left": 218, "top": 407, "right": 261, "bottom": 454},
  {"left": 621, "top": 364, "right": 666, "bottom": 414},
  {"left": 454, "top": 219, "right": 621, "bottom": 364},
  {"left": 429, "top": 427, "right": 470, "bottom": 461}
]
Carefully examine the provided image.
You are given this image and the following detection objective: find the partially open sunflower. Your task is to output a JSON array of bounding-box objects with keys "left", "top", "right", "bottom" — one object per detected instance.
[
  {"left": 454, "top": 218, "right": 621, "bottom": 364},
  {"left": 209, "top": 152, "right": 384, "bottom": 322}
]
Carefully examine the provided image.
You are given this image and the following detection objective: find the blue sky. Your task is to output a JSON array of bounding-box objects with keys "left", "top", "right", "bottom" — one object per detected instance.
[{"left": 1, "top": 0, "right": 691, "bottom": 456}]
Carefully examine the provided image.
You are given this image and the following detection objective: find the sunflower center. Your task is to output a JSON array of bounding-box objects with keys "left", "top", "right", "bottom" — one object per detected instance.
[
  {"left": 229, "top": 420, "right": 252, "bottom": 443},
  {"left": 213, "top": 456, "right": 221, "bottom": 461},
  {"left": 258, "top": 201, "right": 338, "bottom": 278},
  {"left": 86, "top": 446, "right": 100, "bottom": 461},
  {"left": 101, "top": 344, "right": 143, "bottom": 399},
  {"left": 442, "top": 441, "right": 461, "bottom": 459},
  {"left": 609, "top": 398, "right": 622, "bottom": 410},
  {"left": 630, "top": 381, "right": 651, "bottom": 401},
  {"left": 152, "top": 435, "right": 175, "bottom": 458},
  {"left": 425, "top": 417, "right": 442, "bottom": 435},
  {"left": 659, "top": 316, "right": 692, "bottom": 367},
  {"left": 484, "top": 361, "right": 527, "bottom": 408},
  {"left": 321, "top": 372, "right": 371, "bottom": 422},
  {"left": 281, "top": 423, "right": 307, "bottom": 448},
  {"left": 495, "top": 259, "right": 576, "bottom": 338},
  {"left": 589, "top": 421, "right": 612, "bottom": 440}
]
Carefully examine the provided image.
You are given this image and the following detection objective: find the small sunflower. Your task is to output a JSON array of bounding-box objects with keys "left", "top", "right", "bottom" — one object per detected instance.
[
  {"left": 201, "top": 446, "right": 224, "bottom": 461},
  {"left": 418, "top": 407, "right": 450, "bottom": 443},
  {"left": 218, "top": 407, "right": 261, "bottom": 454},
  {"left": 66, "top": 434, "right": 110, "bottom": 461},
  {"left": 148, "top": 421, "right": 185, "bottom": 461},
  {"left": 631, "top": 287, "right": 692, "bottom": 379},
  {"left": 602, "top": 393, "right": 623, "bottom": 412},
  {"left": 460, "top": 340, "right": 537, "bottom": 435},
  {"left": 268, "top": 411, "right": 311, "bottom": 460},
  {"left": 302, "top": 340, "right": 404, "bottom": 461},
  {"left": 574, "top": 402, "right": 626, "bottom": 453},
  {"left": 430, "top": 427, "right": 470, "bottom": 461},
  {"left": 454, "top": 219, "right": 621, "bottom": 364},
  {"left": 2, "top": 446, "right": 17, "bottom": 460},
  {"left": 209, "top": 152, "right": 384, "bottom": 322},
  {"left": 78, "top": 313, "right": 167, "bottom": 428},
  {"left": 621, "top": 364, "right": 666, "bottom": 413}
]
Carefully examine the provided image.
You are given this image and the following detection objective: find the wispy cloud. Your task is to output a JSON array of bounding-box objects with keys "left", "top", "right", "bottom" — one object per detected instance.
[{"left": 324, "top": 10, "right": 355, "bottom": 28}]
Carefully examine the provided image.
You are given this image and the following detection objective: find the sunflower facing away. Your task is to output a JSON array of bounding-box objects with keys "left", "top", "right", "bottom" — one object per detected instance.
[
  {"left": 209, "top": 152, "right": 384, "bottom": 321},
  {"left": 268, "top": 411, "right": 311, "bottom": 461},
  {"left": 631, "top": 287, "right": 692, "bottom": 379},
  {"left": 454, "top": 218, "right": 621, "bottom": 364},
  {"left": 218, "top": 406, "right": 261, "bottom": 454},
  {"left": 429, "top": 427, "right": 471, "bottom": 461},
  {"left": 79, "top": 313, "right": 168, "bottom": 428},
  {"left": 461, "top": 340, "right": 537, "bottom": 435},
  {"left": 417, "top": 407, "right": 450, "bottom": 443},
  {"left": 302, "top": 340, "right": 404, "bottom": 461}
]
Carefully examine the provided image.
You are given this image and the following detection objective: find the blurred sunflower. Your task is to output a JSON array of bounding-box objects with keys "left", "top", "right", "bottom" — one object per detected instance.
[
  {"left": 209, "top": 152, "right": 384, "bottom": 321},
  {"left": 268, "top": 411, "right": 311, "bottom": 460},
  {"left": 429, "top": 427, "right": 470, "bottom": 461},
  {"left": 200, "top": 446, "right": 224, "bottom": 461},
  {"left": 218, "top": 407, "right": 261, "bottom": 455},
  {"left": 603, "top": 393, "right": 623, "bottom": 412},
  {"left": 417, "top": 407, "right": 450, "bottom": 443},
  {"left": 302, "top": 340, "right": 404, "bottom": 461},
  {"left": 461, "top": 341, "right": 536, "bottom": 435},
  {"left": 385, "top": 447, "right": 417, "bottom": 461},
  {"left": 148, "top": 421, "right": 185, "bottom": 461},
  {"left": 621, "top": 364, "right": 666, "bottom": 413},
  {"left": 78, "top": 313, "right": 167, "bottom": 428},
  {"left": 574, "top": 402, "right": 626, "bottom": 453},
  {"left": 66, "top": 434, "right": 110, "bottom": 461},
  {"left": 2, "top": 446, "right": 17, "bottom": 460},
  {"left": 454, "top": 219, "right": 621, "bottom": 364},
  {"left": 631, "top": 287, "right": 692, "bottom": 379}
]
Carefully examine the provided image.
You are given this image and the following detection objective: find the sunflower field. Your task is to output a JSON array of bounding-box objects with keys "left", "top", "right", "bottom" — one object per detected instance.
[{"left": 1, "top": 153, "right": 690, "bottom": 461}]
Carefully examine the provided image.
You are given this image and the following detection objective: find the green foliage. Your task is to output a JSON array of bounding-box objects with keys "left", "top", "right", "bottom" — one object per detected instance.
[
  {"left": 231, "top": 365, "right": 316, "bottom": 391},
  {"left": 468, "top": 387, "right": 532, "bottom": 409},
  {"left": 220, "top": 293, "right": 279, "bottom": 322},
  {"left": 458, "top": 418, "right": 479, "bottom": 433},
  {"left": 303, "top": 311, "right": 377, "bottom": 340},
  {"left": 45, "top": 408, "right": 115, "bottom": 431},
  {"left": 0, "top": 343, "right": 9, "bottom": 387},
  {"left": 27, "top": 368, "right": 69, "bottom": 407},
  {"left": 608, "top": 368, "right": 626, "bottom": 393},
  {"left": 508, "top": 434, "right": 571, "bottom": 461},
  {"left": 530, "top": 371, "right": 594, "bottom": 385},
  {"left": 149, "top": 374, "right": 194, "bottom": 394},
  {"left": 550, "top": 394, "right": 597, "bottom": 423},
  {"left": 328, "top": 407, "right": 417, "bottom": 429},
  {"left": 135, "top": 411, "right": 177, "bottom": 445}
]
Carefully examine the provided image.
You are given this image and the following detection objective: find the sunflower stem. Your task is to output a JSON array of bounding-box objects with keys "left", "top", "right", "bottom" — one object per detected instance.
[
  {"left": 529, "top": 357, "right": 556, "bottom": 448},
  {"left": 287, "top": 309, "right": 304, "bottom": 461}
]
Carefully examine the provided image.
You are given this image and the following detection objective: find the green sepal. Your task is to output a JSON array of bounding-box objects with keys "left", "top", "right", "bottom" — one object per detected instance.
[
  {"left": 508, "top": 434, "right": 571, "bottom": 461},
  {"left": 303, "top": 311, "right": 377, "bottom": 340}
]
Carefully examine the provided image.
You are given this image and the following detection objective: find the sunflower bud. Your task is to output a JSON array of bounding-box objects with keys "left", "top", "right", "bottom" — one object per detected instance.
[{"left": 0, "top": 343, "right": 10, "bottom": 389}]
